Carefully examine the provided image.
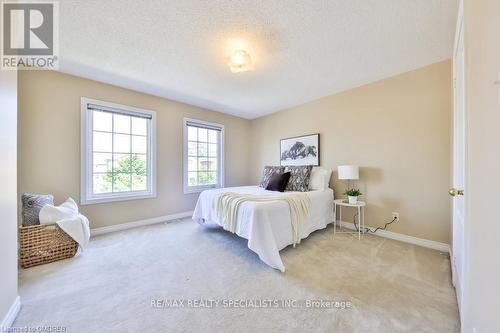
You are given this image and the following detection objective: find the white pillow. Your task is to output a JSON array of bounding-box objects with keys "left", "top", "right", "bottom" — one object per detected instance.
[
  {"left": 39, "top": 197, "right": 79, "bottom": 224},
  {"left": 309, "top": 167, "right": 332, "bottom": 190}
]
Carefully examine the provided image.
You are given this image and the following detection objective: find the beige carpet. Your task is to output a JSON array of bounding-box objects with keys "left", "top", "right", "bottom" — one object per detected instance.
[{"left": 14, "top": 219, "right": 459, "bottom": 332}]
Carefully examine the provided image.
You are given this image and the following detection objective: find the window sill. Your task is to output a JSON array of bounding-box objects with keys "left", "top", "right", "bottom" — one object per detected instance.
[
  {"left": 184, "top": 185, "right": 221, "bottom": 194},
  {"left": 81, "top": 192, "right": 156, "bottom": 205}
]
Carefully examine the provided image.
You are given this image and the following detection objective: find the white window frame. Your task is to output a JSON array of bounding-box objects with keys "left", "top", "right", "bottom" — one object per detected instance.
[
  {"left": 183, "top": 118, "right": 225, "bottom": 194},
  {"left": 81, "top": 97, "right": 157, "bottom": 205}
]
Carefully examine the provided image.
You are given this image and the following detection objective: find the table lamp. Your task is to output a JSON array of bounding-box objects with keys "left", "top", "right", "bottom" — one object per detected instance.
[{"left": 338, "top": 165, "right": 359, "bottom": 189}]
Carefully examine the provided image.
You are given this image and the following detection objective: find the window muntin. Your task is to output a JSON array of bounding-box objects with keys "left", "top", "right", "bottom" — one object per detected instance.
[
  {"left": 81, "top": 98, "right": 156, "bottom": 204},
  {"left": 183, "top": 118, "right": 224, "bottom": 193}
]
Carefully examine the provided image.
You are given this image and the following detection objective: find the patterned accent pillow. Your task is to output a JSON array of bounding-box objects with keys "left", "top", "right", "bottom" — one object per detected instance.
[
  {"left": 22, "top": 193, "right": 54, "bottom": 226},
  {"left": 259, "top": 166, "right": 285, "bottom": 188},
  {"left": 285, "top": 166, "right": 313, "bottom": 192}
]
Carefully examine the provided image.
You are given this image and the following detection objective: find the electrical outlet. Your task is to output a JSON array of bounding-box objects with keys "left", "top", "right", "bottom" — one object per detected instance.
[{"left": 392, "top": 212, "right": 400, "bottom": 221}]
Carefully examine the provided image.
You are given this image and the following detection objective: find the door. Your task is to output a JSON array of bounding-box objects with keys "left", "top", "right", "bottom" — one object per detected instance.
[{"left": 451, "top": 3, "right": 466, "bottom": 314}]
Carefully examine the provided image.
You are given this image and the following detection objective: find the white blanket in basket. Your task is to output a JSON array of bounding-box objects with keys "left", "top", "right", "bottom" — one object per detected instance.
[{"left": 39, "top": 198, "right": 90, "bottom": 247}]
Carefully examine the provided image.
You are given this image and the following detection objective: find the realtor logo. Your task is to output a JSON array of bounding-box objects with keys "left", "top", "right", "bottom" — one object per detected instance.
[{"left": 1, "top": 1, "right": 58, "bottom": 69}]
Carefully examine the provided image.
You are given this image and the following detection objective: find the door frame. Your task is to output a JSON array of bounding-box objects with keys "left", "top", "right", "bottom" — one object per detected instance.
[{"left": 451, "top": 0, "right": 469, "bottom": 320}]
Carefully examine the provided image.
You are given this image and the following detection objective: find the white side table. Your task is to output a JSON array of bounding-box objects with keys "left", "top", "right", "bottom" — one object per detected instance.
[{"left": 333, "top": 199, "right": 366, "bottom": 240}]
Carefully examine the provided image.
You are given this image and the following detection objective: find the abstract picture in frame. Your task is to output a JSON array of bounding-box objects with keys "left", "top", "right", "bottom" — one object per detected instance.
[{"left": 280, "top": 133, "right": 320, "bottom": 166}]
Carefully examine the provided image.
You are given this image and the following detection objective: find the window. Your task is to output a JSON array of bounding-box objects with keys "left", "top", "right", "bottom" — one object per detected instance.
[
  {"left": 183, "top": 118, "right": 224, "bottom": 193},
  {"left": 81, "top": 98, "right": 156, "bottom": 204}
]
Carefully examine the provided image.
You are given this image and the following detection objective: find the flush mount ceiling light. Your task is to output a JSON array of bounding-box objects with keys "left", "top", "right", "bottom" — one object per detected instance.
[{"left": 228, "top": 49, "right": 254, "bottom": 73}]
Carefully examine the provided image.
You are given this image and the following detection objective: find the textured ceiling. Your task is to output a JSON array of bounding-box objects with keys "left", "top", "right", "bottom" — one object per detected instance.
[{"left": 59, "top": 0, "right": 458, "bottom": 119}]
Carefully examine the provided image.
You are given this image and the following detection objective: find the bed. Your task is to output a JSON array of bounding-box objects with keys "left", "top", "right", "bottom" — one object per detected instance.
[{"left": 192, "top": 186, "right": 334, "bottom": 272}]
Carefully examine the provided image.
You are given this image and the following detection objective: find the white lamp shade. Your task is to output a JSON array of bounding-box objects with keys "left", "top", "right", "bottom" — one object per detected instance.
[{"left": 338, "top": 165, "right": 359, "bottom": 180}]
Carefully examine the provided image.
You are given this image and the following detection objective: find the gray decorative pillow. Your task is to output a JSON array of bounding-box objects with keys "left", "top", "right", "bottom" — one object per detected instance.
[
  {"left": 22, "top": 193, "right": 54, "bottom": 226},
  {"left": 285, "top": 166, "right": 313, "bottom": 192},
  {"left": 259, "top": 166, "right": 284, "bottom": 188}
]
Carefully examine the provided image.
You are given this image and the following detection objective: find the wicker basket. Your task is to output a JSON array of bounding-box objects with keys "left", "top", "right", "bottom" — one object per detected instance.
[{"left": 19, "top": 223, "right": 78, "bottom": 268}]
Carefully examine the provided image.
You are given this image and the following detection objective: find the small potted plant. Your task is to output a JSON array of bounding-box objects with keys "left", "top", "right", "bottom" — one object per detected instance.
[{"left": 344, "top": 188, "right": 362, "bottom": 204}]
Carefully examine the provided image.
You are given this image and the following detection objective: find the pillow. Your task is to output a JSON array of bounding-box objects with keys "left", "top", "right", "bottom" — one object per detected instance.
[
  {"left": 309, "top": 167, "right": 333, "bottom": 190},
  {"left": 322, "top": 168, "right": 333, "bottom": 188},
  {"left": 39, "top": 197, "right": 79, "bottom": 224},
  {"left": 266, "top": 172, "right": 291, "bottom": 192},
  {"left": 21, "top": 193, "right": 54, "bottom": 226},
  {"left": 285, "top": 165, "right": 313, "bottom": 192},
  {"left": 259, "top": 166, "right": 284, "bottom": 188}
]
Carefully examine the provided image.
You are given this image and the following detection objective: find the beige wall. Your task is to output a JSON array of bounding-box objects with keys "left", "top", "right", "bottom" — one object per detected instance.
[
  {"left": 463, "top": 0, "right": 500, "bottom": 331},
  {"left": 18, "top": 61, "right": 452, "bottom": 245},
  {"left": 18, "top": 71, "right": 251, "bottom": 229},
  {"left": 250, "top": 60, "right": 452, "bottom": 243},
  {"left": 0, "top": 71, "right": 19, "bottom": 324}
]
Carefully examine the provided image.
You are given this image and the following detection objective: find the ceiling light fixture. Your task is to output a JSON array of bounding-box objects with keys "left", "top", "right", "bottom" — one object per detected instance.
[{"left": 228, "top": 49, "right": 253, "bottom": 73}]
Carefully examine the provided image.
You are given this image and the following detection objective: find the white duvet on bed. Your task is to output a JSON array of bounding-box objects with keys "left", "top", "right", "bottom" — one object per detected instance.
[{"left": 192, "top": 186, "right": 334, "bottom": 272}]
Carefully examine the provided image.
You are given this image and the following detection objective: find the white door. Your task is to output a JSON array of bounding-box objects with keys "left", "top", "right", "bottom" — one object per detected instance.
[{"left": 451, "top": 3, "right": 466, "bottom": 314}]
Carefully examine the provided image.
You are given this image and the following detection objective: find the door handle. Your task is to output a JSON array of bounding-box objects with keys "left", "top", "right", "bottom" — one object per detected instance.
[{"left": 449, "top": 188, "right": 464, "bottom": 196}]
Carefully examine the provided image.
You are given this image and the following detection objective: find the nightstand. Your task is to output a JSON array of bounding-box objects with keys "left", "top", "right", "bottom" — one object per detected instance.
[{"left": 333, "top": 199, "right": 366, "bottom": 240}]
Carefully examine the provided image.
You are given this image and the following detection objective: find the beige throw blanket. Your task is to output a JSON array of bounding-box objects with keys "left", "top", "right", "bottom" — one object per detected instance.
[{"left": 215, "top": 192, "right": 311, "bottom": 247}]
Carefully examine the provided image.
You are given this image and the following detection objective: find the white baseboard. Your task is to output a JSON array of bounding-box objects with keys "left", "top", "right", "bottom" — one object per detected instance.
[
  {"left": 89, "top": 213, "right": 449, "bottom": 253},
  {"left": 1, "top": 296, "right": 20, "bottom": 330},
  {"left": 91, "top": 211, "right": 194, "bottom": 236},
  {"left": 337, "top": 221, "right": 450, "bottom": 253}
]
